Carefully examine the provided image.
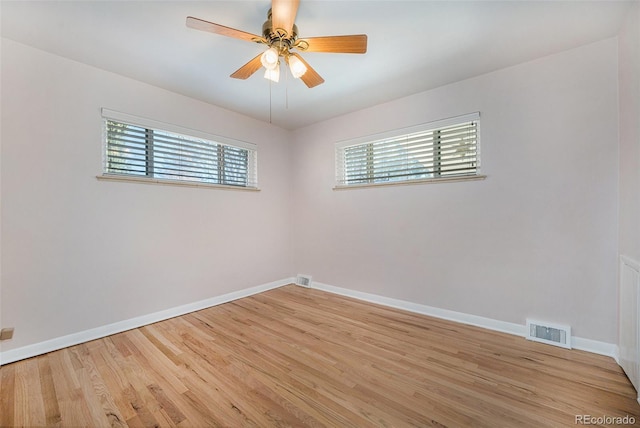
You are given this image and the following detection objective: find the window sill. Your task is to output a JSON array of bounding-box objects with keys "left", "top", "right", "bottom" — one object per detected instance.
[
  {"left": 97, "top": 174, "right": 260, "bottom": 191},
  {"left": 333, "top": 174, "right": 486, "bottom": 190}
]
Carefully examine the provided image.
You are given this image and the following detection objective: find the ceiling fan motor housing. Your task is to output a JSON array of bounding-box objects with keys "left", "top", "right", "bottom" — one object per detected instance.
[{"left": 262, "top": 9, "right": 298, "bottom": 53}]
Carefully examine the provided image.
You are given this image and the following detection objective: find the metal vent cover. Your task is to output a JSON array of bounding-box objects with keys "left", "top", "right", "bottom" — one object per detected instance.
[
  {"left": 295, "top": 274, "right": 312, "bottom": 287},
  {"left": 526, "top": 319, "right": 571, "bottom": 349}
]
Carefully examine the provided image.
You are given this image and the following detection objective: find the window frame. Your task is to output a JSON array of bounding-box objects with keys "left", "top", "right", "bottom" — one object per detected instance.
[
  {"left": 99, "top": 109, "right": 258, "bottom": 190},
  {"left": 334, "top": 112, "right": 483, "bottom": 189}
]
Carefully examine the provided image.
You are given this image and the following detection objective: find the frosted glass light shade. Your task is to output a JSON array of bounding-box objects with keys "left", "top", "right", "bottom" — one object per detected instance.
[
  {"left": 260, "top": 47, "right": 279, "bottom": 70},
  {"left": 264, "top": 63, "right": 280, "bottom": 82},
  {"left": 288, "top": 55, "right": 307, "bottom": 78}
]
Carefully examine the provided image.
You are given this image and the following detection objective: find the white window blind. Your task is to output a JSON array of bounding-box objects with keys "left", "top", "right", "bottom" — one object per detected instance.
[
  {"left": 102, "top": 109, "right": 257, "bottom": 188},
  {"left": 336, "top": 113, "right": 479, "bottom": 186}
]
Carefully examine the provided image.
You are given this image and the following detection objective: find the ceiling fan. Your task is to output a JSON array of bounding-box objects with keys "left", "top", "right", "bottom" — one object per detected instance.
[{"left": 186, "top": 0, "right": 367, "bottom": 88}]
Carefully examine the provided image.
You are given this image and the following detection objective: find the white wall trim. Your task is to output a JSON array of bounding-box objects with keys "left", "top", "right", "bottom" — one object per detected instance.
[
  {"left": 1, "top": 278, "right": 619, "bottom": 365},
  {"left": 617, "top": 255, "right": 640, "bottom": 365},
  {"left": 333, "top": 174, "right": 486, "bottom": 190},
  {"left": 0, "top": 278, "right": 294, "bottom": 366},
  {"left": 621, "top": 255, "right": 640, "bottom": 272},
  {"left": 572, "top": 336, "right": 619, "bottom": 360},
  {"left": 311, "top": 281, "right": 526, "bottom": 336},
  {"left": 96, "top": 174, "right": 260, "bottom": 191},
  {"left": 311, "top": 281, "right": 618, "bottom": 359}
]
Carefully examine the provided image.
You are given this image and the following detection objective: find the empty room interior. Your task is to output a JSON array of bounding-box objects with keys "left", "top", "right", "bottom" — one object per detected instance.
[{"left": 1, "top": 0, "right": 640, "bottom": 426}]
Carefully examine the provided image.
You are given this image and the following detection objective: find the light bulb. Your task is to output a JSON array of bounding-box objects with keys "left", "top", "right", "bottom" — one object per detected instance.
[
  {"left": 260, "top": 47, "right": 279, "bottom": 70},
  {"left": 264, "top": 62, "right": 280, "bottom": 82},
  {"left": 288, "top": 55, "right": 307, "bottom": 78}
]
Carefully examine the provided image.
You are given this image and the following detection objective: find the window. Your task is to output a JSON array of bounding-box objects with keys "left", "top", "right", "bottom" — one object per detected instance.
[
  {"left": 335, "top": 112, "right": 480, "bottom": 187},
  {"left": 102, "top": 109, "right": 257, "bottom": 188}
]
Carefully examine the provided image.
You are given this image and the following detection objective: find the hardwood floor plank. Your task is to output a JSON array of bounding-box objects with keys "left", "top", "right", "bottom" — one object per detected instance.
[
  {"left": 74, "top": 343, "right": 127, "bottom": 427},
  {"left": 38, "top": 356, "right": 62, "bottom": 426},
  {"left": 147, "top": 384, "right": 185, "bottom": 426},
  {"left": 125, "top": 329, "right": 188, "bottom": 395},
  {"left": 139, "top": 327, "right": 183, "bottom": 367},
  {"left": 108, "top": 334, "right": 161, "bottom": 413},
  {"left": 13, "top": 357, "right": 42, "bottom": 426},
  {"left": 47, "top": 350, "right": 95, "bottom": 427},
  {"left": 0, "top": 363, "right": 16, "bottom": 427},
  {"left": 1, "top": 285, "right": 639, "bottom": 427}
]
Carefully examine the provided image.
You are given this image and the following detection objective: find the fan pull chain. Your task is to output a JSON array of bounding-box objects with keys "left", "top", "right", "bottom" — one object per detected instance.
[
  {"left": 285, "top": 63, "right": 289, "bottom": 110},
  {"left": 269, "top": 77, "right": 272, "bottom": 124}
]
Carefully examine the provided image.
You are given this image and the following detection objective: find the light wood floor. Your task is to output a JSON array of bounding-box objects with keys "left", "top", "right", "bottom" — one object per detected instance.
[{"left": 1, "top": 285, "right": 639, "bottom": 427}]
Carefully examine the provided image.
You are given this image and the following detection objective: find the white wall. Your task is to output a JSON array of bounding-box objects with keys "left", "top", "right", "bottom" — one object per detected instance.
[
  {"left": 0, "top": 33, "right": 626, "bottom": 355},
  {"left": 0, "top": 38, "right": 293, "bottom": 352},
  {"left": 618, "top": 2, "right": 640, "bottom": 263},
  {"left": 291, "top": 39, "right": 620, "bottom": 343}
]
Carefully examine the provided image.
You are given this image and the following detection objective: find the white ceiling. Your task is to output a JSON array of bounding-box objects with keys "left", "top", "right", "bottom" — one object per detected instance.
[{"left": 1, "top": 1, "right": 633, "bottom": 130}]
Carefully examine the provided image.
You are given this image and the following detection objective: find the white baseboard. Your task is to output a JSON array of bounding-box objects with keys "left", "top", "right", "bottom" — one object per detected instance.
[
  {"left": 572, "top": 336, "right": 619, "bottom": 360},
  {"left": 0, "top": 277, "right": 294, "bottom": 365},
  {"left": 311, "top": 281, "right": 619, "bottom": 360},
  {"left": 1, "top": 278, "right": 619, "bottom": 365}
]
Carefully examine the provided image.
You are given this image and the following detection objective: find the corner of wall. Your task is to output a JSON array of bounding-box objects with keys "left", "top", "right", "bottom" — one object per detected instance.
[{"left": 0, "top": 277, "right": 295, "bottom": 366}]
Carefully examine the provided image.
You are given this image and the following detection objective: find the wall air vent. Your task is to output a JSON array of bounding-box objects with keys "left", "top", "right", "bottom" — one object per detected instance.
[
  {"left": 295, "top": 274, "right": 312, "bottom": 287},
  {"left": 526, "top": 319, "right": 571, "bottom": 349}
]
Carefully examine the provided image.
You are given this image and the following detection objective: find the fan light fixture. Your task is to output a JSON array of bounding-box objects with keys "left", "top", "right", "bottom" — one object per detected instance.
[
  {"left": 260, "top": 47, "right": 279, "bottom": 70},
  {"left": 264, "top": 62, "right": 280, "bottom": 82},
  {"left": 287, "top": 55, "right": 307, "bottom": 78},
  {"left": 260, "top": 47, "right": 307, "bottom": 82}
]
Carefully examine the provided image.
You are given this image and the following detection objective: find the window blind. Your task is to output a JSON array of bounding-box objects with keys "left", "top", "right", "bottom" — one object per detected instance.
[
  {"left": 102, "top": 111, "right": 257, "bottom": 188},
  {"left": 336, "top": 113, "right": 479, "bottom": 186}
]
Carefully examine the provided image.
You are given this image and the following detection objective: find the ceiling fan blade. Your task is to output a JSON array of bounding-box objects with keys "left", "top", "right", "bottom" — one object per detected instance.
[
  {"left": 186, "top": 16, "right": 263, "bottom": 43},
  {"left": 297, "top": 35, "right": 368, "bottom": 54},
  {"left": 230, "top": 54, "right": 264, "bottom": 80},
  {"left": 271, "top": 0, "right": 300, "bottom": 37},
  {"left": 291, "top": 53, "right": 324, "bottom": 88}
]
